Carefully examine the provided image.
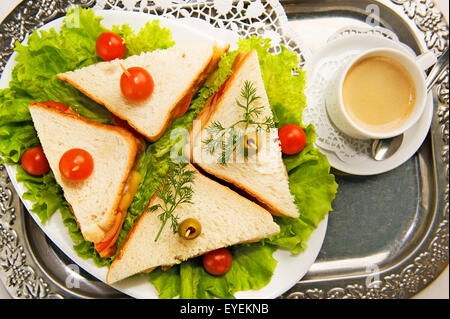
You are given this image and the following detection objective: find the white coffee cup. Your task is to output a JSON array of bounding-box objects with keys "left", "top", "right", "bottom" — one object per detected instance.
[{"left": 325, "top": 48, "right": 436, "bottom": 140}]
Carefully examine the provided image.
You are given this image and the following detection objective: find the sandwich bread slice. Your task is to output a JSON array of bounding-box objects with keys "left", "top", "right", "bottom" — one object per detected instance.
[
  {"left": 188, "top": 50, "right": 299, "bottom": 218},
  {"left": 106, "top": 163, "right": 280, "bottom": 284},
  {"left": 28, "top": 102, "right": 142, "bottom": 257},
  {"left": 57, "top": 42, "right": 229, "bottom": 141}
]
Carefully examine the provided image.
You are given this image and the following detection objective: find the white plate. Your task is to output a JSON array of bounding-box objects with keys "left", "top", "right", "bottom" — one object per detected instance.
[
  {"left": 0, "top": 10, "right": 328, "bottom": 299},
  {"left": 303, "top": 34, "right": 434, "bottom": 176}
]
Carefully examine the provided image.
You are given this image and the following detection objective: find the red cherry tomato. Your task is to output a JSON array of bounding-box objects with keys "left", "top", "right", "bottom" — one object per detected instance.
[
  {"left": 120, "top": 67, "right": 154, "bottom": 102},
  {"left": 21, "top": 146, "right": 50, "bottom": 176},
  {"left": 177, "top": 93, "right": 193, "bottom": 117},
  {"left": 278, "top": 124, "right": 307, "bottom": 155},
  {"left": 59, "top": 148, "right": 94, "bottom": 182},
  {"left": 96, "top": 32, "right": 126, "bottom": 61},
  {"left": 202, "top": 248, "right": 232, "bottom": 276},
  {"left": 41, "top": 101, "right": 69, "bottom": 112}
]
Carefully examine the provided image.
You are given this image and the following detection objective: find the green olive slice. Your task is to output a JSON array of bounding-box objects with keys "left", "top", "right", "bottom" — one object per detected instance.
[
  {"left": 179, "top": 218, "right": 201, "bottom": 240},
  {"left": 244, "top": 133, "right": 259, "bottom": 154}
]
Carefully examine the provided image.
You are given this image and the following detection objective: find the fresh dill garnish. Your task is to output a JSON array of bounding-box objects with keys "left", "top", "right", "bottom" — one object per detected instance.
[
  {"left": 202, "top": 80, "right": 276, "bottom": 164},
  {"left": 148, "top": 162, "right": 196, "bottom": 242}
]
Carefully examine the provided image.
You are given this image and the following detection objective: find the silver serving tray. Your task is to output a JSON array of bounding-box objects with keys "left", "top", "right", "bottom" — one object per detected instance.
[{"left": 0, "top": 0, "right": 448, "bottom": 299}]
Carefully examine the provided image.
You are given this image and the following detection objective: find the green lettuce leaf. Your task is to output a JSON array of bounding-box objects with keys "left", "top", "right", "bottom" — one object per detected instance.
[
  {"left": 149, "top": 244, "right": 277, "bottom": 299},
  {"left": 15, "top": 166, "right": 65, "bottom": 223},
  {"left": 11, "top": 8, "right": 111, "bottom": 124},
  {"left": 112, "top": 20, "right": 175, "bottom": 57}
]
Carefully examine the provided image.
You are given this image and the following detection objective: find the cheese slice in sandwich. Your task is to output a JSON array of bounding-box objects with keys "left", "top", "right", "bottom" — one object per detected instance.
[
  {"left": 28, "top": 102, "right": 142, "bottom": 258},
  {"left": 106, "top": 163, "right": 280, "bottom": 284},
  {"left": 57, "top": 42, "right": 229, "bottom": 142},
  {"left": 188, "top": 50, "right": 299, "bottom": 218}
]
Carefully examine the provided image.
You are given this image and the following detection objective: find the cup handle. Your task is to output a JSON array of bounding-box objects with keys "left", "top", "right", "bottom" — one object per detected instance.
[{"left": 415, "top": 51, "right": 437, "bottom": 71}]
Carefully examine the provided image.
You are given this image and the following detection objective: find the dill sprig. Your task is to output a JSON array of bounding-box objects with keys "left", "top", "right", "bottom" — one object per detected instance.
[
  {"left": 148, "top": 162, "right": 196, "bottom": 242},
  {"left": 202, "top": 80, "right": 276, "bottom": 164}
]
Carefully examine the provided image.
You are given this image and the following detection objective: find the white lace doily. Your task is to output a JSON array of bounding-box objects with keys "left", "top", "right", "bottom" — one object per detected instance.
[{"left": 303, "top": 26, "right": 420, "bottom": 164}]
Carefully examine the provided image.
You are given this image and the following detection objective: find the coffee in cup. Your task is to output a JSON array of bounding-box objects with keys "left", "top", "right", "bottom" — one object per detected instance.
[
  {"left": 342, "top": 55, "right": 416, "bottom": 134},
  {"left": 325, "top": 48, "right": 436, "bottom": 140}
]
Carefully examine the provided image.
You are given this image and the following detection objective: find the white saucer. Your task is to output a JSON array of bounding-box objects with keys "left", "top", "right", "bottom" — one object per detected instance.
[{"left": 303, "top": 32, "right": 434, "bottom": 176}]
